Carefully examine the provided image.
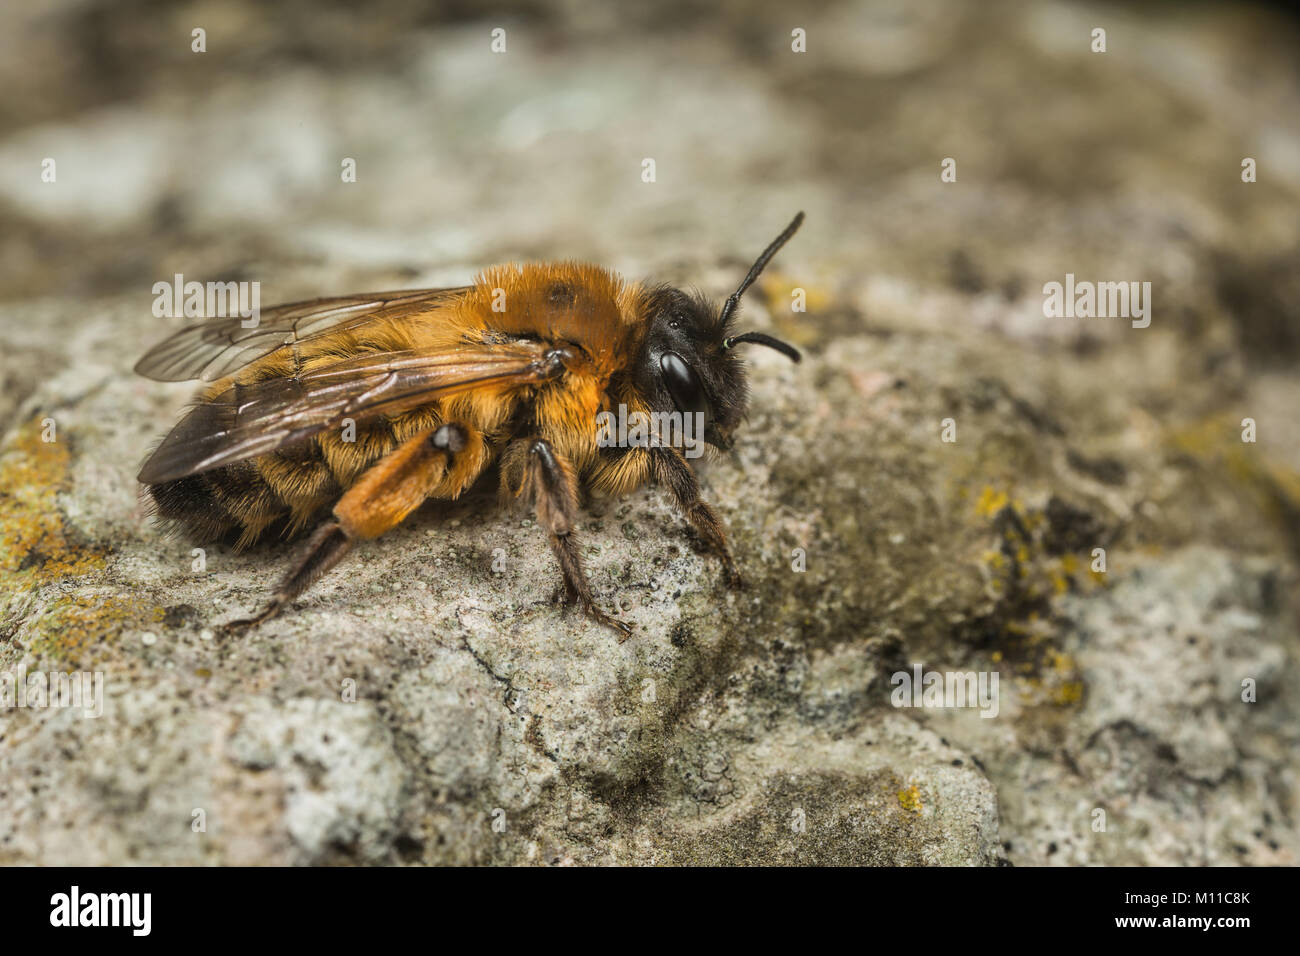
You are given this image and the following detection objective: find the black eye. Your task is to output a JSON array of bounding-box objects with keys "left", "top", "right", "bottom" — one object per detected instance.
[{"left": 660, "top": 351, "right": 709, "bottom": 419}]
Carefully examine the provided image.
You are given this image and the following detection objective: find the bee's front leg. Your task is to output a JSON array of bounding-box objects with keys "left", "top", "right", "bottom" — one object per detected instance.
[
  {"left": 650, "top": 447, "right": 744, "bottom": 589},
  {"left": 520, "top": 437, "right": 632, "bottom": 641},
  {"left": 224, "top": 422, "right": 471, "bottom": 634}
]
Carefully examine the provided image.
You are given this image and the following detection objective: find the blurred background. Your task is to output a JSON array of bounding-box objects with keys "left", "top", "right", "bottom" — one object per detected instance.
[{"left": 0, "top": 0, "right": 1298, "bottom": 866}]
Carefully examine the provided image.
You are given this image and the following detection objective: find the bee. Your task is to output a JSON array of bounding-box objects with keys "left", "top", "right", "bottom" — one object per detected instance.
[{"left": 136, "top": 213, "right": 805, "bottom": 638}]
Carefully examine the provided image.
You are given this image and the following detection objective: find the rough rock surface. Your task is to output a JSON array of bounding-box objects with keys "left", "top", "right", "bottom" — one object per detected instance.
[{"left": 1, "top": 0, "right": 1298, "bottom": 865}]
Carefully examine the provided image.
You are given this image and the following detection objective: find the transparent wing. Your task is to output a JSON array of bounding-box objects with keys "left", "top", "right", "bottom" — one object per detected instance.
[
  {"left": 138, "top": 342, "right": 568, "bottom": 484},
  {"left": 134, "top": 287, "right": 471, "bottom": 382}
]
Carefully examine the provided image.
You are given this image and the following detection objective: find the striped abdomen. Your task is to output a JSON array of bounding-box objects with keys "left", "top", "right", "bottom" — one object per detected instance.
[{"left": 146, "top": 417, "right": 414, "bottom": 549}]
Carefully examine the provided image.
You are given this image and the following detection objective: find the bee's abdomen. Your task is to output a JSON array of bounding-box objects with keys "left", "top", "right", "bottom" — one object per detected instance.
[
  {"left": 147, "top": 472, "right": 243, "bottom": 544},
  {"left": 146, "top": 413, "right": 435, "bottom": 548},
  {"left": 147, "top": 446, "right": 339, "bottom": 550},
  {"left": 148, "top": 466, "right": 274, "bottom": 548}
]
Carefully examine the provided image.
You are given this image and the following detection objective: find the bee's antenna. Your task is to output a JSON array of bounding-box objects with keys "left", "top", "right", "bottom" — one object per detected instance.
[
  {"left": 722, "top": 331, "right": 801, "bottom": 363},
  {"left": 717, "top": 211, "right": 805, "bottom": 328},
  {"left": 719, "top": 212, "right": 805, "bottom": 363}
]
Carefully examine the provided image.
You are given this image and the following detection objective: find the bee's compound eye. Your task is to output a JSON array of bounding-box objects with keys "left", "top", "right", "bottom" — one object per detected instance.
[{"left": 659, "top": 351, "right": 709, "bottom": 419}]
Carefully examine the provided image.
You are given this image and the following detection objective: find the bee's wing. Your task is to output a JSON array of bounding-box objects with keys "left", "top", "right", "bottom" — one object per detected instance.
[
  {"left": 134, "top": 287, "right": 472, "bottom": 382},
  {"left": 138, "top": 342, "right": 565, "bottom": 484}
]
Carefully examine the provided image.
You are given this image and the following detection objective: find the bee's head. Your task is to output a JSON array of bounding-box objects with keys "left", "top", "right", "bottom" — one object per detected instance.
[{"left": 637, "top": 212, "right": 804, "bottom": 450}]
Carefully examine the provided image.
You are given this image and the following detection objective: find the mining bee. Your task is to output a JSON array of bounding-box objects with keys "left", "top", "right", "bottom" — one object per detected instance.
[{"left": 136, "top": 213, "right": 805, "bottom": 638}]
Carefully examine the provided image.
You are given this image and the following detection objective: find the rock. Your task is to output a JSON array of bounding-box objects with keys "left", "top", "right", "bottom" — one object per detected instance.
[{"left": 2, "top": 0, "right": 1299, "bottom": 865}]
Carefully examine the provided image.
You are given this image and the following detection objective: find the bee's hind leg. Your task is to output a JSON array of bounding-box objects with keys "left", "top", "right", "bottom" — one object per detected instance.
[
  {"left": 521, "top": 438, "right": 632, "bottom": 641},
  {"left": 223, "top": 422, "right": 473, "bottom": 634},
  {"left": 222, "top": 521, "right": 355, "bottom": 633}
]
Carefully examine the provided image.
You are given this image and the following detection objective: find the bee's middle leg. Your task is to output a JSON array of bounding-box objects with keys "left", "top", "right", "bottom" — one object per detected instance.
[
  {"left": 518, "top": 438, "right": 632, "bottom": 640},
  {"left": 224, "top": 423, "right": 474, "bottom": 633}
]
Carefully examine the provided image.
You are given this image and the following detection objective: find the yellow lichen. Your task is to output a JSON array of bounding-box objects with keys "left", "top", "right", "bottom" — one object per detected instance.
[
  {"left": 28, "top": 594, "right": 162, "bottom": 666},
  {"left": 897, "top": 784, "right": 923, "bottom": 814},
  {"left": 759, "top": 271, "right": 831, "bottom": 314},
  {"left": 1167, "top": 415, "right": 1300, "bottom": 536},
  {"left": 0, "top": 418, "right": 105, "bottom": 590},
  {"left": 1052, "top": 681, "right": 1085, "bottom": 705},
  {"left": 975, "top": 486, "right": 1009, "bottom": 518}
]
